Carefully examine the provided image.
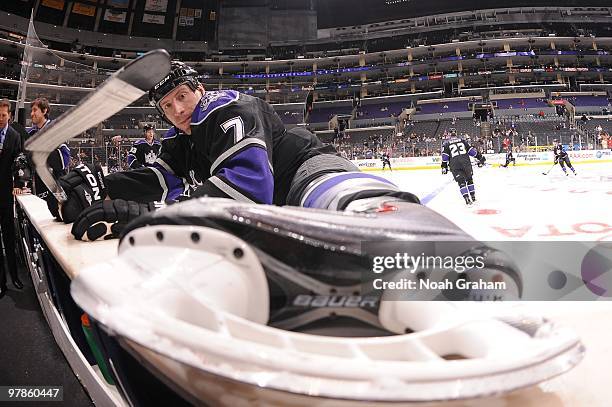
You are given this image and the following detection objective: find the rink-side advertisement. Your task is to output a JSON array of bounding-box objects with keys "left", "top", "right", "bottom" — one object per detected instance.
[{"left": 352, "top": 149, "right": 612, "bottom": 170}]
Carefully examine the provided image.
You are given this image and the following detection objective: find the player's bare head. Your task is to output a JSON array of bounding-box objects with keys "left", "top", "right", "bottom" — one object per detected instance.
[
  {"left": 31, "top": 97, "right": 50, "bottom": 126},
  {"left": 553, "top": 139, "right": 559, "bottom": 145},
  {"left": 143, "top": 124, "right": 155, "bottom": 141},
  {"left": 0, "top": 98, "right": 11, "bottom": 127}
]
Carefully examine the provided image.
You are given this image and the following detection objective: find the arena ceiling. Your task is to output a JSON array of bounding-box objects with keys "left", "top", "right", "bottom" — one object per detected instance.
[{"left": 316, "top": 0, "right": 612, "bottom": 28}]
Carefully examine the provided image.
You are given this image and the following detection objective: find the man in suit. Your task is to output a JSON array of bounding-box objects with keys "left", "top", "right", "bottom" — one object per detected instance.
[{"left": 0, "top": 99, "right": 24, "bottom": 299}]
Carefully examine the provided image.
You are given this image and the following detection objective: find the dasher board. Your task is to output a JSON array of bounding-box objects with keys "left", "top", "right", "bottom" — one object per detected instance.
[{"left": 17, "top": 194, "right": 117, "bottom": 280}]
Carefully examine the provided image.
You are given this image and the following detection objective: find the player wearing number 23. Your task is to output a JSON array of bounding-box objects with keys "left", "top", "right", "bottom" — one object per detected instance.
[{"left": 441, "top": 133, "right": 486, "bottom": 205}]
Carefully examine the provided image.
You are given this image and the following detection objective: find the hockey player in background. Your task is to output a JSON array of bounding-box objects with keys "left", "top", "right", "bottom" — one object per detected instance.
[
  {"left": 441, "top": 132, "right": 486, "bottom": 205},
  {"left": 381, "top": 153, "right": 392, "bottom": 171},
  {"left": 552, "top": 139, "right": 576, "bottom": 176},
  {"left": 500, "top": 146, "right": 516, "bottom": 168},
  {"left": 127, "top": 124, "right": 161, "bottom": 169}
]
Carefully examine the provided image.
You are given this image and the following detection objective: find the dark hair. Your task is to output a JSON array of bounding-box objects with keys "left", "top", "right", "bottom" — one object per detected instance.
[{"left": 32, "top": 97, "right": 50, "bottom": 118}]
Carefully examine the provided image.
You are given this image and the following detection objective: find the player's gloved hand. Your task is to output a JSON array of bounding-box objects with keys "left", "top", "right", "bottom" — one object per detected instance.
[
  {"left": 57, "top": 163, "right": 107, "bottom": 223},
  {"left": 554, "top": 157, "right": 559, "bottom": 164},
  {"left": 13, "top": 153, "right": 32, "bottom": 186},
  {"left": 477, "top": 156, "right": 486, "bottom": 167},
  {"left": 71, "top": 199, "right": 161, "bottom": 241},
  {"left": 441, "top": 162, "right": 449, "bottom": 175}
]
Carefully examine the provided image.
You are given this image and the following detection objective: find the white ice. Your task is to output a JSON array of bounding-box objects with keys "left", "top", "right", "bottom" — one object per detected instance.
[
  {"left": 373, "top": 161, "right": 612, "bottom": 241},
  {"left": 372, "top": 162, "right": 612, "bottom": 406}
]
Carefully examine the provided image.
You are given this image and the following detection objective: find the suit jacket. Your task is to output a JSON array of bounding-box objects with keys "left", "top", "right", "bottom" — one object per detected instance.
[{"left": 0, "top": 125, "right": 22, "bottom": 208}]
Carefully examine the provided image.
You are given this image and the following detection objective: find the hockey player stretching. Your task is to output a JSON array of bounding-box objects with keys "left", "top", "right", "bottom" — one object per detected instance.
[
  {"left": 46, "top": 60, "right": 523, "bottom": 312},
  {"left": 127, "top": 124, "right": 161, "bottom": 169},
  {"left": 441, "top": 133, "right": 486, "bottom": 205},
  {"left": 52, "top": 61, "right": 443, "bottom": 239},
  {"left": 552, "top": 139, "right": 576, "bottom": 176}
]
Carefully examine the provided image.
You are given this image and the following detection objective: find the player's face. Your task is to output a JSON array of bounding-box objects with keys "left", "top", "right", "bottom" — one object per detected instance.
[
  {"left": 0, "top": 106, "right": 10, "bottom": 129},
  {"left": 159, "top": 84, "right": 202, "bottom": 135},
  {"left": 30, "top": 105, "right": 47, "bottom": 127},
  {"left": 144, "top": 129, "right": 154, "bottom": 142}
]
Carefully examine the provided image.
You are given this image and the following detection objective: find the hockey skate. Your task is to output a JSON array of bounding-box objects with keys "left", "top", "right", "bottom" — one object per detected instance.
[{"left": 71, "top": 198, "right": 583, "bottom": 405}]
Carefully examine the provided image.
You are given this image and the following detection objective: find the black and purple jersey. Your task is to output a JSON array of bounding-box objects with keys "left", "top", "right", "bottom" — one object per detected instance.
[
  {"left": 553, "top": 145, "right": 568, "bottom": 159},
  {"left": 106, "top": 90, "right": 329, "bottom": 204},
  {"left": 127, "top": 139, "right": 161, "bottom": 169},
  {"left": 27, "top": 119, "right": 70, "bottom": 196},
  {"left": 441, "top": 137, "right": 478, "bottom": 170}
]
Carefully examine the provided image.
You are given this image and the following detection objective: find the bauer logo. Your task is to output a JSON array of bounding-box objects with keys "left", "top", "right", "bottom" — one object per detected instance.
[{"left": 292, "top": 294, "right": 378, "bottom": 308}]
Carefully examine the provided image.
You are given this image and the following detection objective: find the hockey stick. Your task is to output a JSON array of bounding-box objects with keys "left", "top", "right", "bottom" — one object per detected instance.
[
  {"left": 25, "top": 49, "right": 171, "bottom": 202},
  {"left": 542, "top": 162, "right": 556, "bottom": 175}
]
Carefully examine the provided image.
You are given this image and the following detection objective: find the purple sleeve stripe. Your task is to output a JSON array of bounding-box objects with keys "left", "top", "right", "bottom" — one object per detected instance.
[
  {"left": 149, "top": 163, "right": 186, "bottom": 202},
  {"left": 161, "top": 170, "right": 186, "bottom": 202},
  {"left": 214, "top": 146, "right": 273, "bottom": 204},
  {"left": 468, "top": 147, "right": 478, "bottom": 157},
  {"left": 60, "top": 145, "right": 70, "bottom": 170},
  {"left": 441, "top": 152, "right": 450, "bottom": 161}
]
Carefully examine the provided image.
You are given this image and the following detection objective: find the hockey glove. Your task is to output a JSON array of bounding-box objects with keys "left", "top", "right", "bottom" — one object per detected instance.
[
  {"left": 477, "top": 156, "right": 486, "bottom": 168},
  {"left": 71, "top": 199, "right": 161, "bottom": 241},
  {"left": 441, "top": 161, "right": 449, "bottom": 175},
  {"left": 56, "top": 163, "right": 107, "bottom": 223},
  {"left": 13, "top": 153, "right": 32, "bottom": 187}
]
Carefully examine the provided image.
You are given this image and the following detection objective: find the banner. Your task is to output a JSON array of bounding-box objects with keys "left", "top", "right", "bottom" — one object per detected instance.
[
  {"left": 180, "top": 8, "right": 202, "bottom": 18},
  {"left": 108, "top": 0, "right": 128, "bottom": 8},
  {"left": 104, "top": 9, "right": 127, "bottom": 23},
  {"left": 144, "top": 0, "right": 167, "bottom": 12},
  {"left": 178, "top": 16, "right": 194, "bottom": 26},
  {"left": 41, "top": 0, "right": 65, "bottom": 11},
  {"left": 142, "top": 13, "right": 165, "bottom": 24},
  {"left": 72, "top": 2, "right": 96, "bottom": 16}
]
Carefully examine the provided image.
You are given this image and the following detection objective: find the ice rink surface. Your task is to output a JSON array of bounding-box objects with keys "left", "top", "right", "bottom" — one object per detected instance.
[
  {"left": 374, "top": 161, "right": 612, "bottom": 242},
  {"left": 371, "top": 161, "right": 612, "bottom": 406}
]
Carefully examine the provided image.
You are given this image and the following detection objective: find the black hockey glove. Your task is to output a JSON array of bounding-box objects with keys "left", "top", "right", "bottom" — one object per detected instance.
[
  {"left": 13, "top": 153, "right": 32, "bottom": 187},
  {"left": 477, "top": 155, "right": 486, "bottom": 168},
  {"left": 71, "top": 199, "right": 161, "bottom": 241},
  {"left": 441, "top": 161, "right": 449, "bottom": 174},
  {"left": 56, "top": 163, "right": 107, "bottom": 223},
  {"left": 554, "top": 156, "right": 559, "bottom": 164}
]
